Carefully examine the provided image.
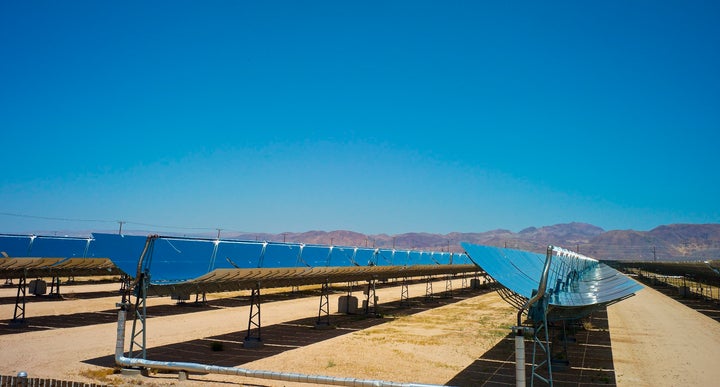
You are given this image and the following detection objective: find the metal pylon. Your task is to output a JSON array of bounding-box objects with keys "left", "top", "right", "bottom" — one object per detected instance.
[
  {"left": 400, "top": 276, "right": 410, "bottom": 306},
  {"left": 124, "top": 235, "right": 157, "bottom": 362},
  {"left": 527, "top": 289, "right": 553, "bottom": 386},
  {"left": 48, "top": 276, "right": 61, "bottom": 298},
  {"left": 11, "top": 273, "right": 27, "bottom": 325},
  {"left": 530, "top": 313, "right": 553, "bottom": 386},
  {"left": 425, "top": 276, "right": 434, "bottom": 301},
  {"left": 244, "top": 283, "right": 263, "bottom": 347},
  {"left": 316, "top": 282, "right": 331, "bottom": 327},
  {"left": 364, "top": 279, "right": 378, "bottom": 316},
  {"left": 129, "top": 273, "right": 148, "bottom": 360},
  {"left": 445, "top": 275, "right": 453, "bottom": 298}
]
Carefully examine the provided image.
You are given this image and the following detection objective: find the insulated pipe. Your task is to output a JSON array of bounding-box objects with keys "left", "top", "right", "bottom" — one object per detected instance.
[
  {"left": 134, "top": 235, "right": 158, "bottom": 280},
  {"left": 115, "top": 308, "right": 446, "bottom": 387},
  {"left": 516, "top": 246, "right": 554, "bottom": 327},
  {"left": 514, "top": 327, "right": 525, "bottom": 387},
  {"left": 514, "top": 245, "right": 554, "bottom": 387}
]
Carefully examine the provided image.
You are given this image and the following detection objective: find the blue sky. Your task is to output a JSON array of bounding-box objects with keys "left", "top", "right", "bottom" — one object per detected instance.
[{"left": 1, "top": 1, "right": 718, "bottom": 235}]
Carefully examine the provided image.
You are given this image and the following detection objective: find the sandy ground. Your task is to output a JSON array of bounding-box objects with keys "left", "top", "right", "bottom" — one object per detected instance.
[
  {"left": 1, "top": 278, "right": 719, "bottom": 386},
  {"left": 607, "top": 285, "right": 720, "bottom": 386}
]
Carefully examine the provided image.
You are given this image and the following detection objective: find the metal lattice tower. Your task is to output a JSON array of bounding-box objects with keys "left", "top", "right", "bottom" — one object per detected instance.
[
  {"left": 129, "top": 273, "right": 148, "bottom": 360},
  {"left": 244, "top": 282, "right": 263, "bottom": 347},
  {"left": 316, "top": 282, "right": 331, "bottom": 327},
  {"left": 400, "top": 276, "right": 410, "bottom": 306}
]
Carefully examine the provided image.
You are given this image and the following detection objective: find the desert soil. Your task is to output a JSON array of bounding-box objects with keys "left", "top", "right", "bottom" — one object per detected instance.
[{"left": 1, "top": 277, "right": 719, "bottom": 386}]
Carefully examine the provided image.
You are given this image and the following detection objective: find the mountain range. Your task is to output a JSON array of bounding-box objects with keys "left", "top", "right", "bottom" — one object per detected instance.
[{"left": 214, "top": 222, "right": 720, "bottom": 261}]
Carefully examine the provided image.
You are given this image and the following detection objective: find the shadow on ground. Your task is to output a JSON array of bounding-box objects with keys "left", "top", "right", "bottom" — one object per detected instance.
[
  {"left": 0, "top": 287, "right": 355, "bottom": 335},
  {"left": 82, "top": 287, "right": 493, "bottom": 369},
  {"left": 447, "top": 308, "right": 616, "bottom": 387}
]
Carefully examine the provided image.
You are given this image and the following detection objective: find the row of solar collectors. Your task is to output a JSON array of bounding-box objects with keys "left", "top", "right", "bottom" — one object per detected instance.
[
  {"left": 461, "top": 243, "right": 592, "bottom": 299},
  {"left": 461, "top": 243, "right": 642, "bottom": 307},
  {"left": 1, "top": 233, "right": 472, "bottom": 280}
]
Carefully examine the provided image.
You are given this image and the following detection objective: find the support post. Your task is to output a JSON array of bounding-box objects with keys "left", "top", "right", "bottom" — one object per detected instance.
[
  {"left": 425, "top": 276, "right": 434, "bottom": 301},
  {"left": 48, "top": 276, "right": 61, "bottom": 298},
  {"left": 364, "top": 279, "right": 378, "bottom": 316},
  {"left": 515, "top": 245, "right": 555, "bottom": 387},
  {"left": 316, "top": 281, "right": 332, "bottom": 328},
  {"left": 244, "top": 283, "right": 263, "bottom": 348},
  {"left": 445, "top": 275, "right": 453, "bottom": 298},
  {"left": 129, "top": 273, "right": 148, "bottom": 360},
  {"left": 531, "top": 311, "right": 553, "bottom": 385},
  {"left": 400, "top": 276, "right": 410, "bottom": 307},
  {"left": 11, "top": 274, "right": 27, "bottom": 327}
]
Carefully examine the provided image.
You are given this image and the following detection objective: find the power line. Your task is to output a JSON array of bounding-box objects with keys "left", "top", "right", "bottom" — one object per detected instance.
[
  {"left": 0, "top": 211, "right": 115, "bottom": 224},
  {"left": 0, "top": 211, "right": 241, "bottom": 233}
]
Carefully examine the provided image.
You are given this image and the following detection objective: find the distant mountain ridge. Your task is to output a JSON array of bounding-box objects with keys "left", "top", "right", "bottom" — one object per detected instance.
[
  {"left": 218, "top": 222, "right": 720, "bottom": 261},
  {"left": 32, "top": 222, "right": 720, "bottom": 261}
]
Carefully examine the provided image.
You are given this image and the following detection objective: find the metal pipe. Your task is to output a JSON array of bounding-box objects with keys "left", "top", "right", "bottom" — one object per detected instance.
[
  {"left": 516, "top": 245, "right": 554, "bottom": 327},
  {"left": 115, "top": 308, "right": 446, "bottom": 387},
  {"left": 514, "top": 327, "right": 525, "bottom": 386},
  {"left": 134, "top": 235, "right": 158, "bottom": 281}
]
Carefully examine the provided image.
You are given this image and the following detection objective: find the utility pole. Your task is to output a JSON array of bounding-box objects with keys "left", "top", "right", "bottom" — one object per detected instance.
[
  {"left": 118, "top": 221, "right": 125, "bottom": 235},
  {"left": 216, "top": 228, "right": 222, "bottom": 239},
  {"left": 653, "top": 246, "right": 657, "bottom": 262}
]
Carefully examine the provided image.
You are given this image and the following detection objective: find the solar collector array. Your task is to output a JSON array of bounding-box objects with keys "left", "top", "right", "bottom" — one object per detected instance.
[
  {"left": 0, "top": 234, "right": 117, "bottom": 278},
  {"left": 1, "top": 233, "right": 478, "bottom": 295},
  {"left": 461, "top": 243, "right": 642, "bottom": 320}
]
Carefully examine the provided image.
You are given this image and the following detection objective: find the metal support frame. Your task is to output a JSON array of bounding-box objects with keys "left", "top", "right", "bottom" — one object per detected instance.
[
  {"left": 364, "top": 279, "right": 378, "bottom": 316},
  {"left": 195, "top": 292, "right": 207, "bottom": 304},
  {"left": 11, "top": 274, "right": 27, "bottom": 325},
  {"left": 515, "top": 246, "right": 555, "bottom": 387},
  {"left": 48, "top": 276, "right": 61, "bottom": 298},
  {"left": 129, "top": 273, "right": 148, "bottom": 360},
  {"left": 123, "top": 234, "right": 158, "bottom": 365},
  {"left": 445, "top": 275, "right": 453, "bottom": 298},
  {"left": 400, "top": 276, "right": 410, "bottom": 306},
  {"left": 530, "top": 304, "right": 553, "bottom": 386},
  {"left": 461, "top": 275, "right": 468, "bottom": 291},
  {"left": 244, "top": 282, "right": 263, "bottom": 347},
  {"left": 316, "top": 281, "right": 331, "bottom": 328},
  {"left": 425, "top": 276, "right": 434, "bottom": 301}
]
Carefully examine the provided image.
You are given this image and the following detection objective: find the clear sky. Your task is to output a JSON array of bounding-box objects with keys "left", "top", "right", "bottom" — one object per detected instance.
[{"left": 1, "top": 1, "right": 719, "bottom": 235}]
